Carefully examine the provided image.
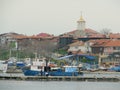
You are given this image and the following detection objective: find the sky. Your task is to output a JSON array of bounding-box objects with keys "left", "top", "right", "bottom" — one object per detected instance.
[{"left": 0, "top": 0, "right": 120, "bottom": 36}]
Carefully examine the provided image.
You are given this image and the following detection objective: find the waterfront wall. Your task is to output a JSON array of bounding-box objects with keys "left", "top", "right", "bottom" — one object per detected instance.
[{"left": 0, "top": 75, "right": 120, "bottom": 82}]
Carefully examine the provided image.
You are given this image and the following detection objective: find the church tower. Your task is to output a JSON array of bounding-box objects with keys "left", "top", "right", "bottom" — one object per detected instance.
[
  {"left": 77, "top": 15, "right": 85, "bottom": 31},
  {"left": 76, "top": 13, "right": 86, "bottom": 36}
]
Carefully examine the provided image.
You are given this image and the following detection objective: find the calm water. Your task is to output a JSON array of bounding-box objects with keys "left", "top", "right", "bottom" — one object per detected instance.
[
  {"left": 0, "top": 80, "right": 120, "bottom": 90},
  {"left": 0, "top": 73, "right": 120, "bottom": 90}
]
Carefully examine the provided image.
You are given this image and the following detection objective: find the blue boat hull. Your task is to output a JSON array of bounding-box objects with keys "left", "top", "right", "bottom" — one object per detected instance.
[
  {"left": 49, "top": 71, "right": 79, "bottom": 76},
  {"left": 109, "top": 66, "right": 120, "bottom": 72},
  {"left": 22, "top": 66, "right": 83, "bottom": 76},
  {"left": 23, "top": 70, "right": 83, "bottom": 76},
  {"left": 23, "top": 70, "right": 41, "bottom": 76}
]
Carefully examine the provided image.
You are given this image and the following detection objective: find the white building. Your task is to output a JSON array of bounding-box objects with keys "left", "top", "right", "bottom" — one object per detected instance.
[{"left": 68, "top": 41, "right": 86, "bottom": 54}]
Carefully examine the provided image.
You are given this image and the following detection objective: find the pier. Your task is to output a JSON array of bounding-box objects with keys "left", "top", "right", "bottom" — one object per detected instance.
[{"left": 0, "top": 75, "right": 120, "bottom": 82}]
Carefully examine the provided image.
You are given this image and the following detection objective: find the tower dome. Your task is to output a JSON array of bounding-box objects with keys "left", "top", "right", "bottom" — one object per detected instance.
[{"left": 77, "top": 15, "right": 85, "bottom": 22}]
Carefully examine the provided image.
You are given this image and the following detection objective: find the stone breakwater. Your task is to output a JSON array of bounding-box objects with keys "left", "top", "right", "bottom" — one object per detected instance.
[{"left": 0, "top": 75, "right": 120, "bottom": 82}]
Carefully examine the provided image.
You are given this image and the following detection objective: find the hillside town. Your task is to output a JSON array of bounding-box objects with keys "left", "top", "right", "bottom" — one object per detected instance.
[
  {"left": 0, "top": 15, "right": 120, "bottom": 74},
  {"left": 1, "top": 1, "right": 120, "bottom": 90}
]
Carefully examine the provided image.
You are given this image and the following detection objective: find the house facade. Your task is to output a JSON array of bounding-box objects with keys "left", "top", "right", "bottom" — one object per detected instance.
[
  {"left": 91, "top": 39, "right": 120, "bottom": 66},
  {"left": 68, "top": 41, "right": 87, "bottom": 54}
]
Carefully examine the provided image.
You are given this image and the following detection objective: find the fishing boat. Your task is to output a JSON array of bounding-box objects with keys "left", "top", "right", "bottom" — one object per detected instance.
[
  {"left": 49, "top": 65, "right": 83, "bottom": 76},
  {"left": 22, "top": 57, "right": 83, "bottom": 76},
  {"left": 22, "top": 57, "right": 48, "bottom": 76},
  {"left": 22, "top": 53, "right": 95, "bottom": 76},
  {"left": 23, "top": 65, "right": 83, "bottom": 76}
]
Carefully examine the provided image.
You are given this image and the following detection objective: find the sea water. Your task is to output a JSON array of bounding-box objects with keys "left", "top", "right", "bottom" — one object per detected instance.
[
  {"left": 0, "top": 72, "right": 120, "bottom": 90},
  {"left": 0, "top": 80, "right": 120, "bottom": 90}
]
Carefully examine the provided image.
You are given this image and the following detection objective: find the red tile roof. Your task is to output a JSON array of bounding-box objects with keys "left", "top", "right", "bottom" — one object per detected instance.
[
  {"left": 85, "top": 28, "right": 99, "bottom": 34},
  {"left": 109, "top": 33, "right": 120, "bottom": 39},
  {"left": 85, "top": 28, "right": 105, "bottom": 38},
  {"left": 104, "top": 39, "right": 120, "bottom": 47},
  {"left": 37, "top": 33, "right": 53, "bottom": 37},
  {"left": 15, "top": 33, "right": 54, "bottom": 39},
  {"left": 61, "top": 28, "right": 105, "bottom": 38},
  {"left": 67, "top": 30, "right": 77, "bottom": 35},
  {"left": 92, "top": 39, "right": 120, "bottom": 47}
]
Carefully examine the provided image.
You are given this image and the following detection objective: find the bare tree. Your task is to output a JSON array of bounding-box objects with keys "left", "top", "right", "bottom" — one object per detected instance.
[
  {"left": 38, "top": 39, "right": 57, "bottom": 58},
  {"left": 100, "top": 28, "right": 111, "bottom": 35},
  {"left": 17, "top": 38, "right": 58, "bottom": 59}
]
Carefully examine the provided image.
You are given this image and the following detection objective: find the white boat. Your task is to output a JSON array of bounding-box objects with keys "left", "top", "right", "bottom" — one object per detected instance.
[
  {"left": 22, "top": 57, "right": 49, "bottom": 76},
  {"left": 0, "top": 61, "right": 8, "bottom": 73}
]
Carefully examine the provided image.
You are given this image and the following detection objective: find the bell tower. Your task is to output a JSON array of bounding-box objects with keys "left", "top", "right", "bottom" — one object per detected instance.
[{"left": 76, "top": 13, "right": 86, "bottom": 36}]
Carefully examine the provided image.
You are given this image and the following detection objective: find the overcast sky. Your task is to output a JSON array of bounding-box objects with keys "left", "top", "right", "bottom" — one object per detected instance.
[{"left": 0, "top": 0, "right": 120, "bottom": 35}]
